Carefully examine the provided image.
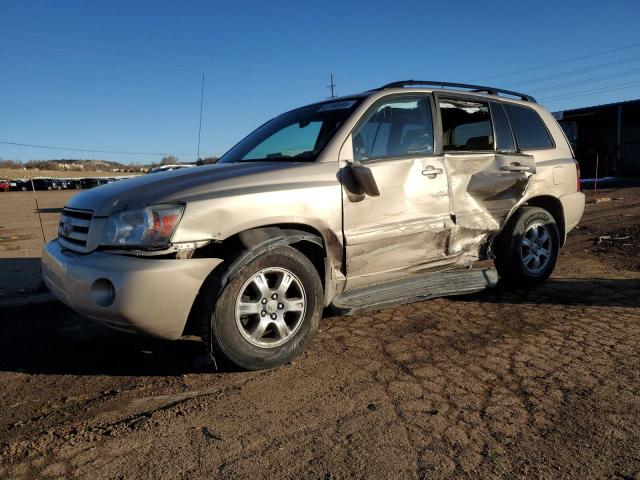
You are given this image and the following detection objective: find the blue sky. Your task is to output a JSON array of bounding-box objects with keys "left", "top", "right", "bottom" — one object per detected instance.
[{"left": 1, "top": 0, "right": 639, "bottom": 164}]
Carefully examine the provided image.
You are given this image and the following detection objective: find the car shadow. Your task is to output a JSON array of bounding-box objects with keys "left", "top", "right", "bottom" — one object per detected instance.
[
  {"left": 452, "top": 277, "right": 640, "bottom": 308},
  {"left": 0, "top": 258, "right": 47, "bottom": 297},
  {"left": 0, "top": 277, "right": 637, "bottom": 376},
  {"left": 0, "top": 300, "right": 241, "bottom": 376}
]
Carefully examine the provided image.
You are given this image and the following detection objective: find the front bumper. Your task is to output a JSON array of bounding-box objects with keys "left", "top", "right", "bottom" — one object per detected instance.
[{"left": 42, "top": 239, "right": 222, "bottom": 339}]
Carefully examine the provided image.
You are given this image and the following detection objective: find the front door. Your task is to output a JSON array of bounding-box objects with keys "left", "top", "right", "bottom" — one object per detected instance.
[{"left": 341, "top": 95, "right": 454, "bottom": 289}]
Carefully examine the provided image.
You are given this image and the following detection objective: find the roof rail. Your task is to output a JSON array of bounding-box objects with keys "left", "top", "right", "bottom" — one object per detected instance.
[{"left": 374, "top": 80, "right": 536, "bottom": 103}]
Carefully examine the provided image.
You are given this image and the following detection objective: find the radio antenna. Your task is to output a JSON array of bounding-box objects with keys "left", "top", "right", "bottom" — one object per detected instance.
[
  {"left": 30, "top": 177, "right": 47, "bottom": 245},
  {"left": 196, "top": 74, "right": 205, "bottom": 162}
]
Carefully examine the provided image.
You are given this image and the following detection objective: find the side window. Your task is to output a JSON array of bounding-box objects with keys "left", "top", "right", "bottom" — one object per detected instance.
[
  {"left": 490, "top": 102, "right": 515, "bottom": 152},
  {"left": 353, "top": 97, "right": 433, "bottom": 161},
  {"left": 503, "top": 104, "right": 554, "bottom": 150},
  {"left": 439, "top": 98, "right": 494, "bottom": 151}
]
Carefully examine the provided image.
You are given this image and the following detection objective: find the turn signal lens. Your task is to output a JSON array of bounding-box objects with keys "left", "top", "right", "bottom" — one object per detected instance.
[{"left": 145, "top": 206, "right": 183, "bottom": 245}]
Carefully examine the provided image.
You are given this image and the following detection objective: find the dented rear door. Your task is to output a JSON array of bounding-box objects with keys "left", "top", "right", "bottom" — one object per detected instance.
[
  {"left": 444, "top": 152, "right": 535, "bottom": 232},
  {"left": 436, "top": 95, "right": 536, "bottom": 261}
]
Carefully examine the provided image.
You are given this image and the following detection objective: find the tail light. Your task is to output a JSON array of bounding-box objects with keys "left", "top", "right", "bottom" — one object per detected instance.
[{"left": 573, "top": 158, "right": 581, "bottom": 192}]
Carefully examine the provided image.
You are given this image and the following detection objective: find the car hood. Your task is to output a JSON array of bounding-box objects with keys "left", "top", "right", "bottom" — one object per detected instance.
[{"left": 65, "top": 162, "right": 318, "bottom": 217}]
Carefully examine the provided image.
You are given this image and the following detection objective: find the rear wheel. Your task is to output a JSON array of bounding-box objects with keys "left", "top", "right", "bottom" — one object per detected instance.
[
  {"left": 209, "top": 246, "right": 322, "bottom": 370},
  {"left": 494, "top": 207, "right": 560, "bottom": 287}
]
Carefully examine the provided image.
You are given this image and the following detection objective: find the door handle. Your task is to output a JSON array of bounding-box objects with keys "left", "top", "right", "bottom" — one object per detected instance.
[
  {"left": 422, "top": 166, "right": 444, "bottom": 177},
  {"left": 501, "top": 164, "right": 533, "bottom": 172}
]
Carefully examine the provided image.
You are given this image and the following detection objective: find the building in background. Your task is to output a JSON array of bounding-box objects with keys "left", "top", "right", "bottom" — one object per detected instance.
[{"left": 554, "top": 99, "right": 640, "bottom": 178}]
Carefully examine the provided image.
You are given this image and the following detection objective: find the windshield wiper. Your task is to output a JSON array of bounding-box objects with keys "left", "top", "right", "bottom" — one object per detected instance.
[{"left": 236, "top": 154, "right": 315, "bottom": 163}]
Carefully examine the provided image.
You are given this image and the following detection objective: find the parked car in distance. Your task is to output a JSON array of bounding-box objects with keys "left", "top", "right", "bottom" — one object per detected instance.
[
  {"left": 8, "top": 179, "right": 50, "bottom": 191},
  {"left": 148, "top": 164, "right": 196, "bottom": 174},
  {"left": 33, "top": 178, "right": 61, "bottom": 190},
  {"left": 42, "top": 80, "right": 585, "bottom": 370},
  {"left": 79, "top": 178, "right": 101, "bottom": 189},
  {"left": 0, "top": 180, "right": 9, "bottom": 192},
  {"left": 64, "top": 179, "right": 83, "bottom": 189},
  {"left": 56, "top": 179, "right": 71, "bottom": 189},
  {"left": 10, "top": 179, "right": 29, "bottom": 191}
]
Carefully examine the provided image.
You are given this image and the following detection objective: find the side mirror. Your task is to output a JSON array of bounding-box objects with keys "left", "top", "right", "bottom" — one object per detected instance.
[
  {"left": 348, "top": 162, "right": 380, "bottom": 197},
  {"left": 339, "top": 134, "right": 380, "bottom": 197}
]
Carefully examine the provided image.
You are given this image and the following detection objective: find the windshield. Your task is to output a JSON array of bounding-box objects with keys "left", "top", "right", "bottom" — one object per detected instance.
[{"left": 219, "top": 99, "right": 362, "bottom": 163}]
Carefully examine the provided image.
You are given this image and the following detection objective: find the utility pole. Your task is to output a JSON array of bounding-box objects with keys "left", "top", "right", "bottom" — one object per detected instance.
[
  {"left": 327, "top": 73, "right": 336, "bottom": 98},
  {"left": 196, "top": 74, "right": 205, "bottom": 162}
]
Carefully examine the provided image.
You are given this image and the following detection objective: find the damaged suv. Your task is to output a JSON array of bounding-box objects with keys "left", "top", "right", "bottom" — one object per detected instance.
[{"left": 42, "top": 80, "right": 585, "bottom": 370}]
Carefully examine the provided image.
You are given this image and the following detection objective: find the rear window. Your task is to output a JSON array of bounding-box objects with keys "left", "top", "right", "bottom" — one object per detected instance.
[
  {"left": 503, "top": 104, "right": 554, "bottom": 150},
  {"left": 439, "top": 98, "right": 494, "bottom": 151}
]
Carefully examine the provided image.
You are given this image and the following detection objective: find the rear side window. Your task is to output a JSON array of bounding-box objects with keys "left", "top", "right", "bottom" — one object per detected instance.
[
  {"left": 439, "top": 98, "right": 494, "bottom": 151},
  {"left": 503, "top": 104, "right": 554, "bottom": 150},
  {"left": 489, "top": 102, "right": 515, "bottom": 152}
]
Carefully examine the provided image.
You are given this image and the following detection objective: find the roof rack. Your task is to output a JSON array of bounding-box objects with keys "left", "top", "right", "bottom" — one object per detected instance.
[{"left": 374, "top": 80, "right": 536, "bottom": 103}]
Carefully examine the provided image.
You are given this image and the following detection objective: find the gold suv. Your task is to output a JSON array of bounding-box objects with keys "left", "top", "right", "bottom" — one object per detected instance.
[{"left": 42, "top": 81, "right": 585, "bottom": 369}]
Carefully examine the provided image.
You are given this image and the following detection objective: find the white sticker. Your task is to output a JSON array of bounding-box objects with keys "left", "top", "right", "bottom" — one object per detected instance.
[{"left": 317, "top": 100, "right": 357, "bottom": 112}]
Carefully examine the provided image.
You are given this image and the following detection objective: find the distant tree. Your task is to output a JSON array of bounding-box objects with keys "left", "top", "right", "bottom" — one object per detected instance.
[
  {"left": 161, "top": 155, "right": 179, "bottom": 165},
  {"left": 201, "top": 156, "right": 219, "bottom": 164},
  {"left": 25, "top": 160, "right": 53, "bottom": 170},
  {"left": 0, "top": 159, "right": 23, "bottom": 169}
]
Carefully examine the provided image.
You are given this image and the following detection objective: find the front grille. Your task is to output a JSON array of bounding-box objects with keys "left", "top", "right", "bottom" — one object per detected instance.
[{"left": 58, "top": 207, "right": 93, "bottom": 252}]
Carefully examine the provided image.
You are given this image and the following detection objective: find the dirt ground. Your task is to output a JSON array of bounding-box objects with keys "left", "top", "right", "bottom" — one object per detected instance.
[
  {"left": 0, "top": 190, "right": 75, "bottom": 301},
  {"left": 0, "top": 187, "right": 639, "bottom": 479}
]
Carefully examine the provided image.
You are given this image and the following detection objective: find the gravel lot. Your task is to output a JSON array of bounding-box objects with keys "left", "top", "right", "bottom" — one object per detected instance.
[{"left": 0, "top": 186, "right": 639, "bottom": 479}]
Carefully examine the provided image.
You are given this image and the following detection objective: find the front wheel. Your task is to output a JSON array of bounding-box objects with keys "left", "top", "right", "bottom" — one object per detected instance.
[
  {"left": 494, "top": 207, "right": 560, "bottom": 287},
  {"left": 210, "top": 246, "right": 322, "bottom": 370}
]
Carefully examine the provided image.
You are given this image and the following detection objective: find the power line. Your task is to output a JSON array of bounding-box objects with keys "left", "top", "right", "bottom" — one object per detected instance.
[
  {"left": 476, "top": 41, "right": 640, "bottom": 81},
  {"left": 0, "top": 28, "right": 324, "bottom": 76},
  {"left": 528, "top": 67, "right": 640, "bottom": 93},
  {"left": 539, "top": 80, "right": 640, "bottom": 102},
  {"left": 505, "top": 55, "right": 640, "bottom": 87},
  {"left": 0, "top": 140, "right": 193, "bottom": 156}
]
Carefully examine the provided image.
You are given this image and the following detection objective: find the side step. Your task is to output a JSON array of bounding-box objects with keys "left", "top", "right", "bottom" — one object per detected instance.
[{"left": 331, "top": 268, "right": 498, "bottom": 314}]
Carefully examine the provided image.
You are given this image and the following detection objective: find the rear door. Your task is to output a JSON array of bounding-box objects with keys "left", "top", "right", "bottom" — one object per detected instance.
[{"left": 437, "top": 96, "right": 535, "bottom": 254}]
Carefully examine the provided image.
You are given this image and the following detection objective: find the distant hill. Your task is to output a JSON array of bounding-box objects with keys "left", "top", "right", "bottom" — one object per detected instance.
[
  {"left": 0, "top": 156, "right": 219, "bottom": 172},
  {"left": 0, "top": 159, "right": 148, "bottom": 172}
]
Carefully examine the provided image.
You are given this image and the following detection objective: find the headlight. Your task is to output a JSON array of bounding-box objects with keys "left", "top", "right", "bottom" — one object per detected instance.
[{"left": 101, "top": 204, "right": 184, "bottom": 248}]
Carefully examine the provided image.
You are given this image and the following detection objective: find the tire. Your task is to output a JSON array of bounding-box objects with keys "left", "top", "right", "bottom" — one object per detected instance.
[
  {"left": 494, "top": 206, "right": 560, "bottom": 287},
  {"left": 209, "top": 246, "right": 322, "bottom": 370}
]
